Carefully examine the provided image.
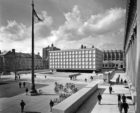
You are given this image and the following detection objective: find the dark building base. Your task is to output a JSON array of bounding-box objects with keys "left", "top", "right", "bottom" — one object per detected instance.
[{"left": 56, "top": 69, "right": 94, "bottom": 73}]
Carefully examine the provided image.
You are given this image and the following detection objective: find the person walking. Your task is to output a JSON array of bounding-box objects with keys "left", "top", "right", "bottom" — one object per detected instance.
[
  {"left": 109, "top": 85, "right": 113, "bottom": 94},
  {"left": 123, "top": 101, "right": 129, "bottom": 113},
  {"left": 25, "top": 88, "right": 29, "bottom": 95},
  {"left": 118, "top": 94, "right": 121, "bottom": 105},
  {"left": 23, "top": 82, "right": 26, "bottom": 88},
  {"left": 122, "top": 94, "right": 126, "bottom": 103},
  {"left": 118, "top": 100, "right": 123, "bottom": 113},
  {"left": 20, "top": 100, "right": 26, "bottom": 113},
  {"left": 97, "top": 93, "right": 102, "bottom": 105},
  {"left": 19, "top": 82, "right": 22, "bottom": 88},
  {"left": 18, "top": 74, "right": 21, "bottom": 80},
  {"left": 49, "top": 99, "right": 54, "bottom": 112},
  {"left": 121, "top": 79, "right": 123, "bottom": 84}
]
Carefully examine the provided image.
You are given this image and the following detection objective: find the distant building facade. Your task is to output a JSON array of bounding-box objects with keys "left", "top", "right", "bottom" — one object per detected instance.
[
  {"left": 0, "top": 49, "right": 15, "bottom": 73},
  {"left": 49, "top": 48, "right": 103, "bottom": 72},
  {"left": 0, "top": 49, "right": 43, "bottom": 74},
  {"left": 0, "top": 50, "right": 3, "bottom": 73},
  {"left": 124, "top": 0, "right": 139, "bottom": 112},
  {"left": 103, "top": 50, "right": 125, "bottom": 70},
  {"left": 42, "top": 44, "right": 60, "bottom": 69}
]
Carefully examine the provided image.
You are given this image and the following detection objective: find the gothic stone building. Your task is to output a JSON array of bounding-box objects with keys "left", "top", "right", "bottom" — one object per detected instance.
[
  {"left": 0, "top": 49, "right": 43, "bottom": 74},
  {"left": 103, "top": 50, "right": 125, "bottom": 70},
  {"left": 42, "top": 44, "right": 60, "bottom": 69}
]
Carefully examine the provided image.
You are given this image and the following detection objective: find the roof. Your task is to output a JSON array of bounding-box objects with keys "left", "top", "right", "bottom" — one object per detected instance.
[
  {"left": 0, "top": 51, "right": 9, "bottom": 56},
  {"left": 15, "top": 52, "right": 42, "bottom": 59},
  {"left": 0, "top": 51, "right": 42, "bottom": 59}
]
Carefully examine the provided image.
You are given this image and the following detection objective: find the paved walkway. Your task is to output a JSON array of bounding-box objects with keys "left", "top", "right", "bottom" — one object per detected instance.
[
  {"left": 0, "top": 72, "right": 89, "bottom": 113},
  {"left": 0, "top": 72, "right": 135, "bottom": 113},
  {"left": 76, "top": 73, "right": 135, "bottom": 113}
]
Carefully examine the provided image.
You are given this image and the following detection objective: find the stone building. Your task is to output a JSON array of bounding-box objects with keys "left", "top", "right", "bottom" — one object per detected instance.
[
  {"left": 102, "top": 50, "right": 125, "bottom": 70},
  {"left": 124, "top": 0, "right": 139, "bottom": 112},
  {"left": 0, "top": 49, "right": 43, "bottom": 74},
  {"left": 42, "top": 44, "right": 60, "bottom": 69},
  {"left": 0, "top": 50, "right": 3, "bottom": 73},
  {"left": 0, "top": 49, "right": 15, "bottom": 74}
]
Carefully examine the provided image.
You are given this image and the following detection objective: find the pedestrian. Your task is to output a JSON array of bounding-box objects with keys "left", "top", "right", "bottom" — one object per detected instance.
[
  {"left": 45, "top": 75, "right": 47, "bottom": 79},
  {"left": 25, "top": 88, "right": 28, "bottom": 95},
  {"left": 97, "top": 93, "right": 102, "bottom": 105},
  {"left": 23, "top": 82, "right": 26, "bottom": 88},
  {"left": 118, "top": 94, "right": 121, "bottom": 105},
  {"left": 49, "top": 99, "right": 54, "bottom": 112},
  {"left": 70, "top": 76, "right": 72, "bottom": 80},
  {"left": 121, "top": 79, "right": 123, "bottom": 84},
  {"left": 20, "top": 100, "right": 26, "bottom": 113},
  {"left": 85, "top": 78, "right": 87, "bottom": 82},
  {"left": 118, "top": 100, "right": 123, "bottom": 113},
  {"left": 124, "top": 80, "right": 127, "bottom": 84},
  {"left": 122, "top": 94, "right": 126, "bottom": 103},
  {"left": 90, "top": 76, "right": 93, "bottom": 81},
  {"left": 15, "top": 75, "right": 17, "bottom": 80},
  {"left": 19, "top": 82, "right": 21, "bottom": 88},
  {"left": 109, "top": 85, "right": 113, "bottom": 94},
  {"left": 123, "top": 101, "right": 129, "bottom": 113},
  {"left": 18, "top": 74, "right": 21, "bottom": 80}
]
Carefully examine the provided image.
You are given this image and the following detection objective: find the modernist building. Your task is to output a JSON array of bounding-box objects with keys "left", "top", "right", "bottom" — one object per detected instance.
[
  {"left": 42, "top": 44, "right": 60, "bottom": 69},
  {"left": 0, "top": 49, "right": 43, "bottom": 74},
  {"left": 49, "top": 48, "right": 103, "bottom": 72},
  {"left": 103, "top": 50, "right": 125, "bottom": 70},
  {"left": 124, "top": 0, "right": 139, "bottom": 112}
]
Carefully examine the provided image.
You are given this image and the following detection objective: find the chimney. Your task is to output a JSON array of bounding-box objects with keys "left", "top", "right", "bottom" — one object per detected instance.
[
  {"left": 92, "top": 45, "right": 94, "bottom": 48},
  {"left": 51, "top": 43, "right": 54, "bottom": 47},
  {"left": 12, "top": 49, "right": 15, "bottom": 54}
]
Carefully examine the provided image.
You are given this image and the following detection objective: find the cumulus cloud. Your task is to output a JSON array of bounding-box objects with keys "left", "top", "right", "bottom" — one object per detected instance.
[
  {"left": 0, "top": 5, "right": 126, "bottom": 55},
  {"left": 0, "top": 11, "right": 53, "bottom": 54},
  {"left": 0, "top": 11, "right": 53, "bottom": 42},
  {"left": 48, "top": 5, "right": 125, "bottom": 43},
  {"left": 0, "top": 20, "right": 29, "bottom": 41},
  {"left": 82, "top": 8, "right": 125, "bottom": 34},
  {"left": 34, "top": 11, "right": 53, "bottom": 38}
]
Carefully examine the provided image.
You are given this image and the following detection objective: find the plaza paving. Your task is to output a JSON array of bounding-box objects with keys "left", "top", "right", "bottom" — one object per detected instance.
[{"left": 0, "top": 72, "right": 135, "bottom": 113}]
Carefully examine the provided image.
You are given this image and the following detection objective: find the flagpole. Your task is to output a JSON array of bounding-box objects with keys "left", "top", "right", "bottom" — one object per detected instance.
[{"left": 31, "top": 0, "right": 37, "bottom": 95}]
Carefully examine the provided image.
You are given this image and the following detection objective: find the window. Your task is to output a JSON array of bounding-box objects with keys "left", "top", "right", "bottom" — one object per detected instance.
[
  {"left": 89, "top": 50, "right": 91, "bottom": 53},
  {"left": 85, "top": 58, "right": 88, "bottom": 61}
]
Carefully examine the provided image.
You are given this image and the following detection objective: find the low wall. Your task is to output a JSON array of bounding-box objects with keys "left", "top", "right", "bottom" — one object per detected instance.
[{"left": 52, "top": 81, "right": 99, "bottom": 113}]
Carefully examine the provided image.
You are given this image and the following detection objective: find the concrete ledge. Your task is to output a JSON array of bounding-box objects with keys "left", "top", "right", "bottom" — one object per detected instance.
[{"left": 52, "top": 81, "right": 99, "bottom": 113}]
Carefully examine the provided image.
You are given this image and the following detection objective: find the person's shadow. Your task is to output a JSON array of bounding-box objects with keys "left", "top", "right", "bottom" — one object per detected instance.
[{"left": 24, "top": 111, "right": 41, "bottom": 113}]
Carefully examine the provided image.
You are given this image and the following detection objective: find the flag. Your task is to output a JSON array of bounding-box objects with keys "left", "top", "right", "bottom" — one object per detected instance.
[{"left": 33, "top": 8, "right": 43, "bottom": 23}]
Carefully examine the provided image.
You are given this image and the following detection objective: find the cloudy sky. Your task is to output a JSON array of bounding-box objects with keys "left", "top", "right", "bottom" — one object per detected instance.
[{"left": 0, "top": 0, "right": 126, "bottom": 56}]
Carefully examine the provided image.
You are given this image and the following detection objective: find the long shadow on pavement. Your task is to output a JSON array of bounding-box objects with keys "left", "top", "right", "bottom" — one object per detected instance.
[
  {"left": 37, "top": 93, "right": 57, "bottom": 96},
  {"left": 76, "top": 88, "right": 106, "bottom": 113},
  {"left": 101, "top": 103, "right": 117, "bottom": 105},
  {"left": 25, "top": 111, "right": 41, "bottom": 113}
]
